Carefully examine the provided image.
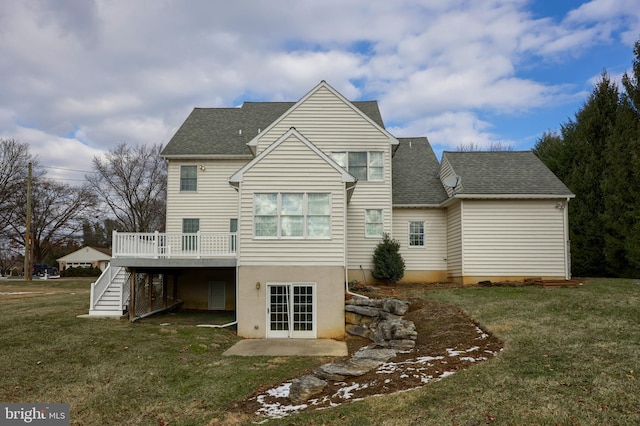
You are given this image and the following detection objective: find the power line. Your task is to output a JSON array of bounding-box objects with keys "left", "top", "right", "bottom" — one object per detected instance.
[{"left": 41, "top": 165, "right": 96, "bottom": 173}]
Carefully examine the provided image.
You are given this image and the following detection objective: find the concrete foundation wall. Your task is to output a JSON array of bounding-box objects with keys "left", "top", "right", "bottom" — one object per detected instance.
[
  {"left": 347, "top": 268, "right": 448, "bottom": 285},
  {"left": 453, "top": 275, "right": 568, "bottom": 285},
  {"left": 237, "top": 265, "right": 345, "bottom": 339}
]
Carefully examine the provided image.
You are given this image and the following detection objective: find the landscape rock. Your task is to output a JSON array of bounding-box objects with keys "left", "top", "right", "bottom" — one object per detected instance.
[
  {"left": 352, "top": 347, "right": 397, "bottom": 362},
  {"left": 344, "top": 305, "right": 380, "bottom": 317},
  {"left": 288, "top": 375, "right": 328, "bottom": 403},
  {"left": 314, "top": 358, "right": 384, "bottom": 381},
  {"left": 378, "top": 311, "right": 403, "bottom": 321},
  {"left": 346, "top": 324, "right": 374, "bottom": 339},
  {"left": 373, "top": 319, "right": 417, "bottom": 342},
  {"left": 381, "top": 299, "right": 409, "bottom": 316}
]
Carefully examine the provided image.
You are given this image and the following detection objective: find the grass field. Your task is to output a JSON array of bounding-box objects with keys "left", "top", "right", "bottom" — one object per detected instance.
[{"left": 1, "top": 278, "right": 639, "bottom": 425}]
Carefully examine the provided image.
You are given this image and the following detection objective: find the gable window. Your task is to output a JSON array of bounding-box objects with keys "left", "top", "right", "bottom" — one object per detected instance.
[
  {"left": 365, "top": 209, "right": 383, "bottom": 238},
  {"left": 409, "top": 221, "right": 425, "bottom": 247},
  {"left": 254, "top": 193, "right": 331, "bottom": 239},
  {"left": 180, "top": 165, "right": 197, "bottom": 191},
  {"left": 332, "top": 152, "right": 384, "bottom": 181}
]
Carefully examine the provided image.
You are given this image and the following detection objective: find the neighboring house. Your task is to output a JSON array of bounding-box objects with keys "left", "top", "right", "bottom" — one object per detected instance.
[
  {"left": 58, "top": 246, "right": 112, "bottom": 272},
  {"left": 87, "top": 81, "right": 574, "bottom": 340}
]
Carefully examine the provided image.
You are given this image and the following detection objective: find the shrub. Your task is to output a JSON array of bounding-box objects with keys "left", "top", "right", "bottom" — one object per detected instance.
[
  {"left": 60, "top": 266, "right": 102, "bottom": 277},
  {"left": 371, "top": 233, "right": 405, "bottom": 285}
]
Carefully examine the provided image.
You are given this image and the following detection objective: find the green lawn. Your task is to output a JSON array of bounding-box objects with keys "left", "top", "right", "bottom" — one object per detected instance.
[{"left": 1, "top": 278, "right": 639, "bottom": 425}]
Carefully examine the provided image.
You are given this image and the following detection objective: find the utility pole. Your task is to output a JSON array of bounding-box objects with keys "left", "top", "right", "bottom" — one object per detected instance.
[{"left": 24, "top": 162, "right": 32, "bottom": 281}]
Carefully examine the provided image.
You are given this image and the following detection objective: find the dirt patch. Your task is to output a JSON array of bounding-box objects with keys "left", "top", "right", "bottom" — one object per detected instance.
[{"left": 231, "top": 284, "right": 504, "bottom": 421}]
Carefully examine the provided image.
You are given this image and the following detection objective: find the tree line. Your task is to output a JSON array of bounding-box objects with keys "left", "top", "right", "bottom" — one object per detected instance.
[
  {"left": 0, "top": 141, "right": 166, "bottom": 271},
  {"left": 534, "top": 40, "right": 640, "bottom": 278}
]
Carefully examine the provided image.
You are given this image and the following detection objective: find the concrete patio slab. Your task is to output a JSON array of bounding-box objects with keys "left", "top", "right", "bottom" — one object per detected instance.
[{"left": 222, "top": 339, "right": 348, "bottom": 357}]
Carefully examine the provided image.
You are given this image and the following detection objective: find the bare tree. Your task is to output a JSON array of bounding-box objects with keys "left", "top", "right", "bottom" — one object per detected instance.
[
  {"left": 87, "top": 143, "right": 167, "bottom": 232},
  {"left": 0, "top": 139, "right": 40, "bottom": 234},
  {"left": 456, "top": 141, "right": 514, "bottom": 152},
  {"left": 5, "top": 177, "right": 98, "bottom": 263}
]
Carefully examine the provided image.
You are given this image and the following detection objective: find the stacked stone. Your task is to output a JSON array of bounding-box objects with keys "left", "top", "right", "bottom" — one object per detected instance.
[
  {"left": 344, "top": 298, "right": 416, "bottom": 349},
  {"left": 288, "top": 298, "right": 417, "bottom": 403}
]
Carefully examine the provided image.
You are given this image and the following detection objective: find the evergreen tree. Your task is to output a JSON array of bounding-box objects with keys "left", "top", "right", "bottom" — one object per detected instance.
[
  {"left": 534, "top": 73, "right": 619, "bottom": 276},
  {"left": 565, "top": 73, "right": 619, "bottom": 276},
  {"left": 371, "top": 233, "right": 405, "bottom": 285},
  {"left": 603, "top": 40, "right": 640, "bottom": 275}
]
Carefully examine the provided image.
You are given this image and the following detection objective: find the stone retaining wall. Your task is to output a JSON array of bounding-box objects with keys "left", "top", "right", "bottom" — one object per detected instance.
[{"left": 288, "top": 297, "right": 417, "bottom": 403}]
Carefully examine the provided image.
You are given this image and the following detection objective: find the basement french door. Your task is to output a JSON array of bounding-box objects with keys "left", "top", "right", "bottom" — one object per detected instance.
[{"left": 267, "top": 283, "right": 316, "bottom": 338}]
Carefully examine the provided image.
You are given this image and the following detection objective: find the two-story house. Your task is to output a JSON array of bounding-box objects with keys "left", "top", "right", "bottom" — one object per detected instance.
[{"left": 87, "top": 81, "right": 574, "bottom": 340}]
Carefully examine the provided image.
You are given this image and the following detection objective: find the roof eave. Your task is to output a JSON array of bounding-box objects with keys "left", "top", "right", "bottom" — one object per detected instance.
[
  {"left": 161, "top": 154, "right": 254, "bottom": 160},
  {"left": 454, "top": 193, "right": 575, "bottom": 199},
  {"left": 393, "top": 203, "right": 443, "bottom": 208}
]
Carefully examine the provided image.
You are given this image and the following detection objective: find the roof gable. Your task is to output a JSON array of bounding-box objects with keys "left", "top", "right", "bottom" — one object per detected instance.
[
  {"left": 57, "top": 246, "right": 112, "bottom": 262},
  {"left": 246, "top": 81, "right": 398, "bottom": 150},
  {"left": 229, "top": 127, "right": 356, "bottom": 184},
  {"left": 441, "top": 151, "right": 574, "bottom": 197},
  {"left": 160, "top": 82, "right": 389, "bottom": 159}
]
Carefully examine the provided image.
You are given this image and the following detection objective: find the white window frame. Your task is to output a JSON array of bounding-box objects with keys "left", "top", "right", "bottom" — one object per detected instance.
[
  {"left": 253, "top": 193, "right": 331, "bottom": 239},
  {"left": 331, "top": 151, "right": 384, "bottom": 181},
  {"left": 365, "top": 209, "right": 384, "bottom": 238},
  {"left": 408, "top": 221, "right": 425, "bottom": 248},
  {"left": 180, "top": 165, "right": 197, "bottom": 192},
  {"left": 266, "top": 282, "right": 316, "bottom": 339}
]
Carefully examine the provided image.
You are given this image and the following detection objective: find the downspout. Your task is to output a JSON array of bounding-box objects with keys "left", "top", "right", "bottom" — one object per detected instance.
[
  {"left": 563, "top": 197, "right": 571, "bottom": 280},
  {"left": 344, "top": 184, "right": 368, "bottom": 299}
]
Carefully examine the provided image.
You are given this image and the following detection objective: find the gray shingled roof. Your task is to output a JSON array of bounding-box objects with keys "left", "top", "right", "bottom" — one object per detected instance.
[
  {"left": 161, "top": 101, "right": 385, "bottom": 157},
  {"left": 442, "top": 151, "right": 574, "bottom": 196},
  {"left": 393, "top": 137, "right": 449, "bottom": 205}
]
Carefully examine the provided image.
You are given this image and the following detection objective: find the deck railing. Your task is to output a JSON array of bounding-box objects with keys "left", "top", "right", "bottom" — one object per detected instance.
[{"left": 112, "top": 231, "right": 237, "bottom": 259}]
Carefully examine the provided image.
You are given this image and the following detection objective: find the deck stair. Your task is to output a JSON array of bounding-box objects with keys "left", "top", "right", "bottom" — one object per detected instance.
[{"left": 89, "top": 264, "right": 129, "bottom": 317}]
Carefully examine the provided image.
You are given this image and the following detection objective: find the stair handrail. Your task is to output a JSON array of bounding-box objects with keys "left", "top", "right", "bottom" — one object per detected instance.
[{"left": 91, "top": 263, "right": 121, "bottom": 310}]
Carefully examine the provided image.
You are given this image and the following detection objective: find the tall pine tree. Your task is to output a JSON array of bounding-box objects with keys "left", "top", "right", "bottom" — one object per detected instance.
[
  {"left": 602, "top": 40, "right": 640, "bottom": 275},
  {"left": 535, "top": 40, "right": 640, "bottom": 278}
]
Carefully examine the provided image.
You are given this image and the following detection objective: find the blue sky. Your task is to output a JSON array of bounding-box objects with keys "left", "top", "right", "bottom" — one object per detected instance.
[{"left": 0, "top": 0, "right": 638, "bottom": 182}]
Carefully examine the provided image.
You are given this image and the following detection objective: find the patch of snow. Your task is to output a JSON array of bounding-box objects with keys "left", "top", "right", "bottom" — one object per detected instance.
[
  {"left": 0, "top": 291, "right": 37, "bottom": 295},
  {"left": 466, "top": 346, "right": 480, "bottom": 352},
  {"left": 335, "top": 382, "right": 368, "bottom": 399},
  {"left": 475, "top": 326, "right": 489, "bottom": 339},
  {"left": 266, "top": 383, "right": 291, "bottom": 398},
  {"left": 439, "top": 371, "right": 456, "bottom": 379}
]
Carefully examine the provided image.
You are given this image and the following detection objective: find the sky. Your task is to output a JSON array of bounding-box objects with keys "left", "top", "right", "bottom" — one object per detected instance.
[{"left": 1, "top": 0, "right": 639, "bottom": 184}]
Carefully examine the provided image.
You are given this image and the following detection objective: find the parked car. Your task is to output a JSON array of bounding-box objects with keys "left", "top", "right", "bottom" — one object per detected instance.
[{"left": 33, "top": 263, "right": 58, "bottom": 277}]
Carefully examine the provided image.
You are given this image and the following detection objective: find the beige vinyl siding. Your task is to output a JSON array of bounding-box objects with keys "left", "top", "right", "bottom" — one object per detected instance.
[
  {"left": 256, "top": 86, "right": 391, "bottom": 155},
  {"left": 253, "top": 85, "right": 393, "bottom": 269},
  {"left": 345, "top": 179, "right": 393, "bottom": 269},
  {"left": 393, "top": 208, "right": 447, "bottom": 271},
  {"left": 165, "top": 159, "right": 246, "bottom": 233},
  {"left": 462, "top": 200, "right": 567, "bottom": 277},
  {"left": 446, "top": 201, "right": 463, "bottom": 279},
  {"left": 238, "top": 134, "right": 346, "bottom": 266}
]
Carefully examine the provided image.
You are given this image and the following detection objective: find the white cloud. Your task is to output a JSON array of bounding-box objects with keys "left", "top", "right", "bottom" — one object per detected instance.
[{"left": 0, "top": 0, "right": 637, "bottom": 179}]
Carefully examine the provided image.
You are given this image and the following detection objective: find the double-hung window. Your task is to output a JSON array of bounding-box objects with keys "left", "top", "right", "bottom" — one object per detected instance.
[
  {"left": 182, "top": 218, "right": 200, "bottom": 251},
  {"left": 180, "top": 165, "right": 197, "bottom": 191},
  {"left": 332, "top": 152, "right": 383, "bottom": 181},
  {"left": 281, "top": 193, "right": 304, "bottom": 237},
  {"left": 254, "top": 194, "right": 278, "bottom": 237},
  {"left": 254, "top": 193, "right": 331, "bottom": 238},
  {"left": 409, "top": 221, "right": 425, "bottom": 247},
  {"left": 365, "top": 209, "right": 383, "bottom": 238}
]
